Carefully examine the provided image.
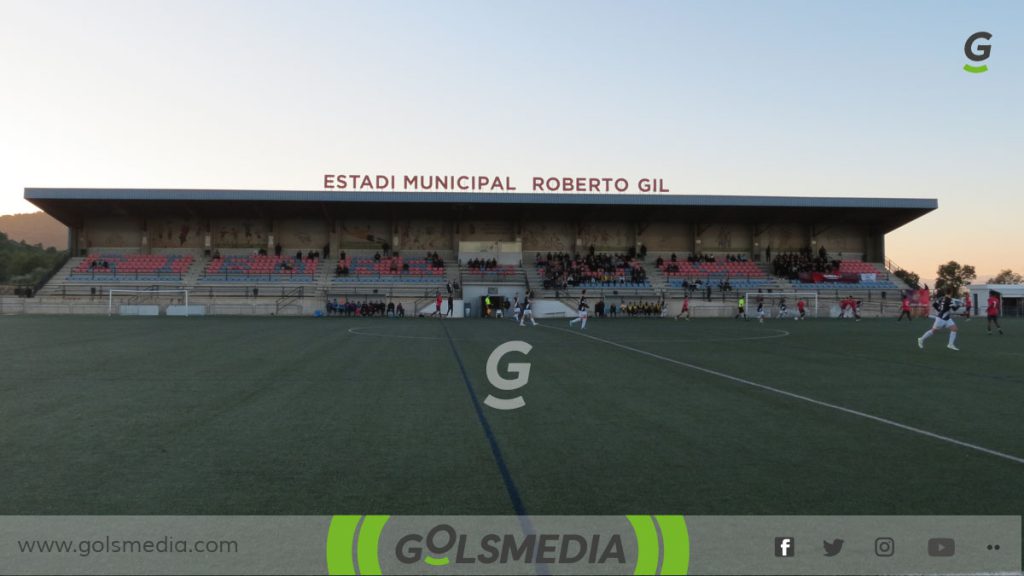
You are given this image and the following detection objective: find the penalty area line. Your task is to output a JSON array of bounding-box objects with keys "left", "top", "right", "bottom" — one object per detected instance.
[{"left": 543, "top": 325, "right": 1024, "bottom": 466}]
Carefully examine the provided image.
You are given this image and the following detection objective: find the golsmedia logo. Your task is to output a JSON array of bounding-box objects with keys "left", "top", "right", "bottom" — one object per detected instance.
[
  {"left": 396, "top": 523, "right": 625, "bottom": 566},
  {"left": 483, "top": 341, "right": 532, "bottom": 410},
  {"left": 326, "top": 515, "right": 689, "bottom": 574},
  {"left": 964, "top": 31, "right": 992, "bottom": 73}
]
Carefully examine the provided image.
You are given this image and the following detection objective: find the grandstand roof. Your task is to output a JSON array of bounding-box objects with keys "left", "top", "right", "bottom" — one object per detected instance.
[{"left": 26, "top": 188, "right": 936, "bottom": 232}]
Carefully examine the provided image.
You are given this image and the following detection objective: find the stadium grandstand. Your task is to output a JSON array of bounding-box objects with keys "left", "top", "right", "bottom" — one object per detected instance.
[{"left": 13, "top": 188, "right": 936, "bottom": 317}]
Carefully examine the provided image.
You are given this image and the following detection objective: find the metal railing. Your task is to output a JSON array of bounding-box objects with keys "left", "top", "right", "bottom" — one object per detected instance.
[{"left": 68, "top": 270, "right": 186, "bottom": 281}]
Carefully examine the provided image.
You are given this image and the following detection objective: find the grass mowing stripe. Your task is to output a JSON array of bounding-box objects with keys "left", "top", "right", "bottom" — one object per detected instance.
[
  {"left": 545, "top": 325, "right": 1024, "bottom": 466},
  {"left": 440, "top": 323, "right": 527, "bottom": 516}
]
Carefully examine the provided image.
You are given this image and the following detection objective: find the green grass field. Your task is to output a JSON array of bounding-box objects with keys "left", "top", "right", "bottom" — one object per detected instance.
[{"left": 1, "top": 315, "right": 1021, "bottom": 517}]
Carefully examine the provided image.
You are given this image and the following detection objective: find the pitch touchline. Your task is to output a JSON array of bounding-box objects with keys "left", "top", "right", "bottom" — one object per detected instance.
[
  {"left": 543, "top": 325, "right": 1024, "bottom": 466},
  {"left": 614, "top": 328, "right": 790, "bottom": 344},
  {"left": 347, "top": 326, "right": 469, "bottom": 341}
]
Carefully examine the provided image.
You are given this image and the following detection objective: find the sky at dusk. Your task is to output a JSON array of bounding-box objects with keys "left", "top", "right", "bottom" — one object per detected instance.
[{"left": 0, "top": 0, "right": 1020, "bottom": 280}]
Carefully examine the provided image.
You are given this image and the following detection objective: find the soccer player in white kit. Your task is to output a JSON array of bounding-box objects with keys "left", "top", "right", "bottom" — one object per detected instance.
[
  {"left": 777, "top": 297, "right": 790, "bottom": 319},
  {"left": 918, "top": 290, "right": 961, "bottom": 351},
  {"left": 519, "top": 291, "right": 537, "bottom": 326},
  {"left": 568, "top": 289, "right": 589, "bottom": 329}
]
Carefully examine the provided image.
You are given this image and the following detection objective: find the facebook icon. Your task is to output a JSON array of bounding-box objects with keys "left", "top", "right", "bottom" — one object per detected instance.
[{"left": 775, "top": 537, "right": 795, "bottom": 557}]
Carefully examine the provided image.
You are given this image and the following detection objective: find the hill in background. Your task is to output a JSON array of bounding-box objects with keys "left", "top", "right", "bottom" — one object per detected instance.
[
  {"left": 0, "top": 212, "right": 67, "bottom": 249},
  {"left": 0, "top": 230, "right": 66, "bottom": 285}
]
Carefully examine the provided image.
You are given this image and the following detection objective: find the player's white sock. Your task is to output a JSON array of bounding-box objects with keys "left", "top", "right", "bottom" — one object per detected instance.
[
  {"left": 948, "top": 332, "right": 957, "bottom": 346},
  {"left": 920, "top": 330, "right": 934, "bottom": 341},
  {"left": 569, "top": 317, "right": 580, "bottom": 325},
  {"left": 581, "top": 317, "right": 587, "bottom": 329}
]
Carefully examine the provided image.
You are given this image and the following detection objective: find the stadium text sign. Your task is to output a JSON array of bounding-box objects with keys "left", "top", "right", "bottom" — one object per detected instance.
[{"left": 323, "top": 174, "right": 671, "bottom": 193}]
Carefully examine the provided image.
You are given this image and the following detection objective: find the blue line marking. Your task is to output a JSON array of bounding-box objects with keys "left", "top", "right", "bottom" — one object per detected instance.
[{"left": 441, "top": 323, "right": 527, "bottom": 516}]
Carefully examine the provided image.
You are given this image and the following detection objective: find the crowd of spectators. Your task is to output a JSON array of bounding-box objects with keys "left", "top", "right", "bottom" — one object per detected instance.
[
  {"left": 326, "top": 299, "right": 405, "bottom": 317},
  {"left": 771, "top": 246, "right": 840, "bottom": 279},
  {"left": 536, "top": 251, "right": 647, "bottom": 289},
  {"left": 426, "top": 252, "right": 445, "bottom": 268},
  {"left": 654, "top": 252, "right": 749, "bottom": 271},
  {"left": 466, "top": 258, "right": 500, "bottom": 271},
  {"left": 592, "top": 300, "right": 665, "bottom": 318}
]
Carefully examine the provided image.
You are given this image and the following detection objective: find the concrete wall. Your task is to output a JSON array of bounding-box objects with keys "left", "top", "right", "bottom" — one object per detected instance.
[
  {"left": 397, "top": 219, "right": 453, "bottom": 251},
  {"left": 815, "top": 224, "right": 866, "bottom": 256},
  {"left": 522, "top": 221, "right": 574, "bottom": 252},
  {"left": 460, "top": 220, "right": 515, "bottom": 242},
  {"left": 212, "top": 219, "right": 269, "bottom": 249},
  {"left": 277, "top": 219, "right": 329, "bottom": 250},
  {"left": 757, "top": 223, "right": 806, "bottom": 254},
  {"left": 638, "top": 222, "right": 690, "bottom": 251},
  {"left": 339, "top": 220, "right": 390, "bottom": 249},
  {"left": 147, "top": 217, "right": 204, "bottom": 249},
  {"left": 81, "top": 217, "right": 143, "bottom": 249},
  {"left": 697, "top": 223, "right": 751, "bottom": 252},
  {"left": 578, "top": 221, "right": 632, "bottom": 252}
]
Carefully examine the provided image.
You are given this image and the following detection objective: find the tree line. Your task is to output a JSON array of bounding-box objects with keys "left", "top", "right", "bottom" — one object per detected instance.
[
  {"left": 0, "top": 231, "right": 68, "bottom": 285},
  {"left": 894, "top": 261, "right": 1021, "bottom": 295}
]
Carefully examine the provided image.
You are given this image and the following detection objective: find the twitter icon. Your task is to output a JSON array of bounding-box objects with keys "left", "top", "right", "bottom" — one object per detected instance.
[{"left": 823, "top": 539, "right": 845, "bottom": 557}]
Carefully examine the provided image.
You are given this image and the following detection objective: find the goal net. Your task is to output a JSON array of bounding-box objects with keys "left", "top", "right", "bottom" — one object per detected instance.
[
  {"left": 107, "top": 288, "right": 191, "bottom": 316},
  {"left": 744, "top": 291, "right": 819, "bottom": 319}
]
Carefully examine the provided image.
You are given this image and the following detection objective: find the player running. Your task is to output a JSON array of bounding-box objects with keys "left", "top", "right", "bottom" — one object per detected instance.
[
  {"left": 512, "top": 292, "right": 521, "bottom": 323},
  {"left": 519, "top": 291, "right": 537, "bottom": 326},
  {"left": 675, "top": 295, "right": 691, "bottom": 320},
  {"left": 569, "top": 289, "right": 589, "bottom": 329},
  {"left": 918, "top": 290, "right": 961, "bottom": 351},
  {"left": 777, "top": 297, "right": 790, "bottom": 319},
  {"left": 430, "top": 291, "right": 443, "bottom": 318},
  {"left": 986, "top": 290, "right": 1005, "bottom": 335},
  {"left": 756, "top": 298, "right": 766, "bottom": 323},
  {"left": 897, "top": 295, "right": 912, "bottom": 321}
]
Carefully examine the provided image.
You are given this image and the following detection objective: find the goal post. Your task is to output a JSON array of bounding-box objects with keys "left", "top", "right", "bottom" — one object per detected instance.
[
  {"left": 744, "top": 291, "right": 819, "bottom": 318},
  {"left": 107, "top": 288, "right": 190, "bottom": 316}
]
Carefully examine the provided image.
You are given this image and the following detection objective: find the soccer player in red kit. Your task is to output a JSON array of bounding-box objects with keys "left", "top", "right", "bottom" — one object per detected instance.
[
  {"left": 898, "top": 296, "right": 912, "bottom": 321},
  {"left": 986, "top": 290, "right": 1004, "bottom": 335},
  {"left": 431, "top": 292, "right": 443, "bottom": 318},
  {"left": 675, "top": 295, "right": 691, "bottom": 320},
  {"left": 797, "top": 299, "right": 806, "bottom": 320}
]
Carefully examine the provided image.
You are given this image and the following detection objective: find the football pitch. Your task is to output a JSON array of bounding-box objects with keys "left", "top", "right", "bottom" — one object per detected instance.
[{"left": 1, "top": 315, "right": 1021, "bottom": 517}]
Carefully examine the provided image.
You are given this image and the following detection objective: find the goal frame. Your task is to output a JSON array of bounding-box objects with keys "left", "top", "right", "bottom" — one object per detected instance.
[
  {"left": 107, "top": 288, "right": 191, "bottom": 317},
  {"left": 744, "top": 291, "right": 819, "bottom": 318}
]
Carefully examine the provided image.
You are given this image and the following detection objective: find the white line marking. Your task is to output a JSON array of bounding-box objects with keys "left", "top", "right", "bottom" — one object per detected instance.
[
  {"left": 347, "top": 326, "right": 450, "bottom": 340},
  {"left": 614, "top": 328, "right": 790, "bottom": 344},
  {"left": 545, "top": 325, "right": 1024, "bottom": 466}
]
